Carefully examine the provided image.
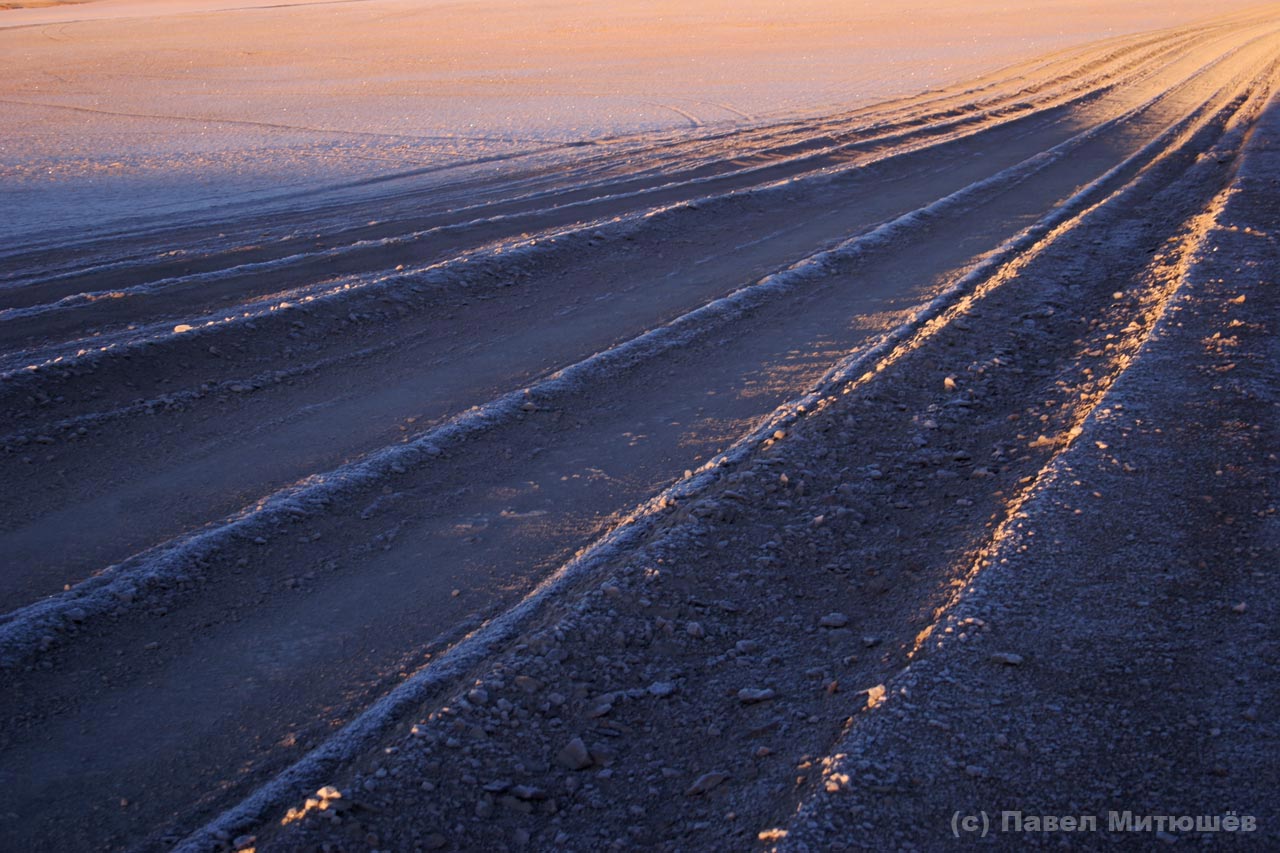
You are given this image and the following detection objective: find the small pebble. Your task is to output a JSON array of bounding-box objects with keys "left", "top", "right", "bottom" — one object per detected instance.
[
  {"left": 738, "top": 687, "right": 777, "bottom": 704},
  {"left": 556, "top": 737, "right": 592, "bottom": 771},
  {"left": 819, "top": 612, "right": 849, "bottom": 629},
  {"left": 686, "top": 771, "right": 729, "bottom": 796}
]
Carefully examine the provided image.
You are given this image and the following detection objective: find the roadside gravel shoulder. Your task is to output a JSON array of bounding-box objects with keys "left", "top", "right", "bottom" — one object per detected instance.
[{"left": 782, "top": 96, "right": 1280, "bottom": 850}]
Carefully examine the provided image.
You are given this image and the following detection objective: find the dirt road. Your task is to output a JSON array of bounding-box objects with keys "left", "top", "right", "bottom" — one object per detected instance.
[{"left": 1, "top": 7, "right": 1278, "bottom": 850}]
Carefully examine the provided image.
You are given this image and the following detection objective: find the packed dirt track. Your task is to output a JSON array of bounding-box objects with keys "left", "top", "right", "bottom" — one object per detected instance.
[{"left": 2, "top": 5, "right": 1279, "bottom": 851}]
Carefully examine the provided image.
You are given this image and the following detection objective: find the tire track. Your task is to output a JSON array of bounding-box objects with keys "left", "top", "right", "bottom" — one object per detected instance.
[
  {"left": 0, "top": 18, "right": 1225, "bottom": 320},
  {"left": 2, "top": 19, "right": 1271, "bottom": 614},
  {"left": 0, "top": 14, "right": 1277, "bottom": 852},
  {"left": 195, "top": 28, "right": 1280, "bottom": 853}
]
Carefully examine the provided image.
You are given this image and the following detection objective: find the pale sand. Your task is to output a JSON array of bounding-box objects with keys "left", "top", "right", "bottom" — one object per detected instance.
[
  {"left": 4, "top": 0, "right": 1272, "bottom": 141},
  {"left": 0, "top": 0, "right": 1273, "bottom": 237}
]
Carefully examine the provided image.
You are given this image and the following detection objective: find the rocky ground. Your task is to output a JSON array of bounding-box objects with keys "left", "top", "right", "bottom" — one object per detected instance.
[
  {"left": 3, "top": 9, "right": 1279, "bottom": 852},
  {"left": 224, "top": 57, "right": 1280, "bottom": 853}
]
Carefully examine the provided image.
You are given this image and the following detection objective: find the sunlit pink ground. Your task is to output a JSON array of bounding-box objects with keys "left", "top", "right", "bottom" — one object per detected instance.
[{"left": 1, "top": 0, "right": 1269, "bottom": 235}]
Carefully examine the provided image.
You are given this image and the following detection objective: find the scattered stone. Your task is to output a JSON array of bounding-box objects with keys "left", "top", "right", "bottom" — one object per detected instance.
[
  {"left": 514, "top": 675, "right": 543, "bottom": 692},
  {"left": 510, "top": 784, "right": 546, "bottom": 801},
  {"left": 990, "top": 652, "right": 1024, "bottom": 666},
  {"left": 738, "top": 687, "right": 777, "bottom": 704},
  {"left": 557, "top": 737, "right": 592, "bottom": 771},
  {"left": 685, "top": 771, "right": 729, "bottom": 796},
  {"left": 819, "top": 612, "right": 849, "bottom": 628},
  {"left": 223, "top": 195, "right": 1280, "bottom": 853}
]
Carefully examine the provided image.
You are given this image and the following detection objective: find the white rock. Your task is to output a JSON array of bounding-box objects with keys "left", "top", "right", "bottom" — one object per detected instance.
[
  {"left": 738, "top": 687, "right": 777, "bottom": 704},
  {"left": 990, "top": 652, "right": 1024, "bottom": 666}
]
